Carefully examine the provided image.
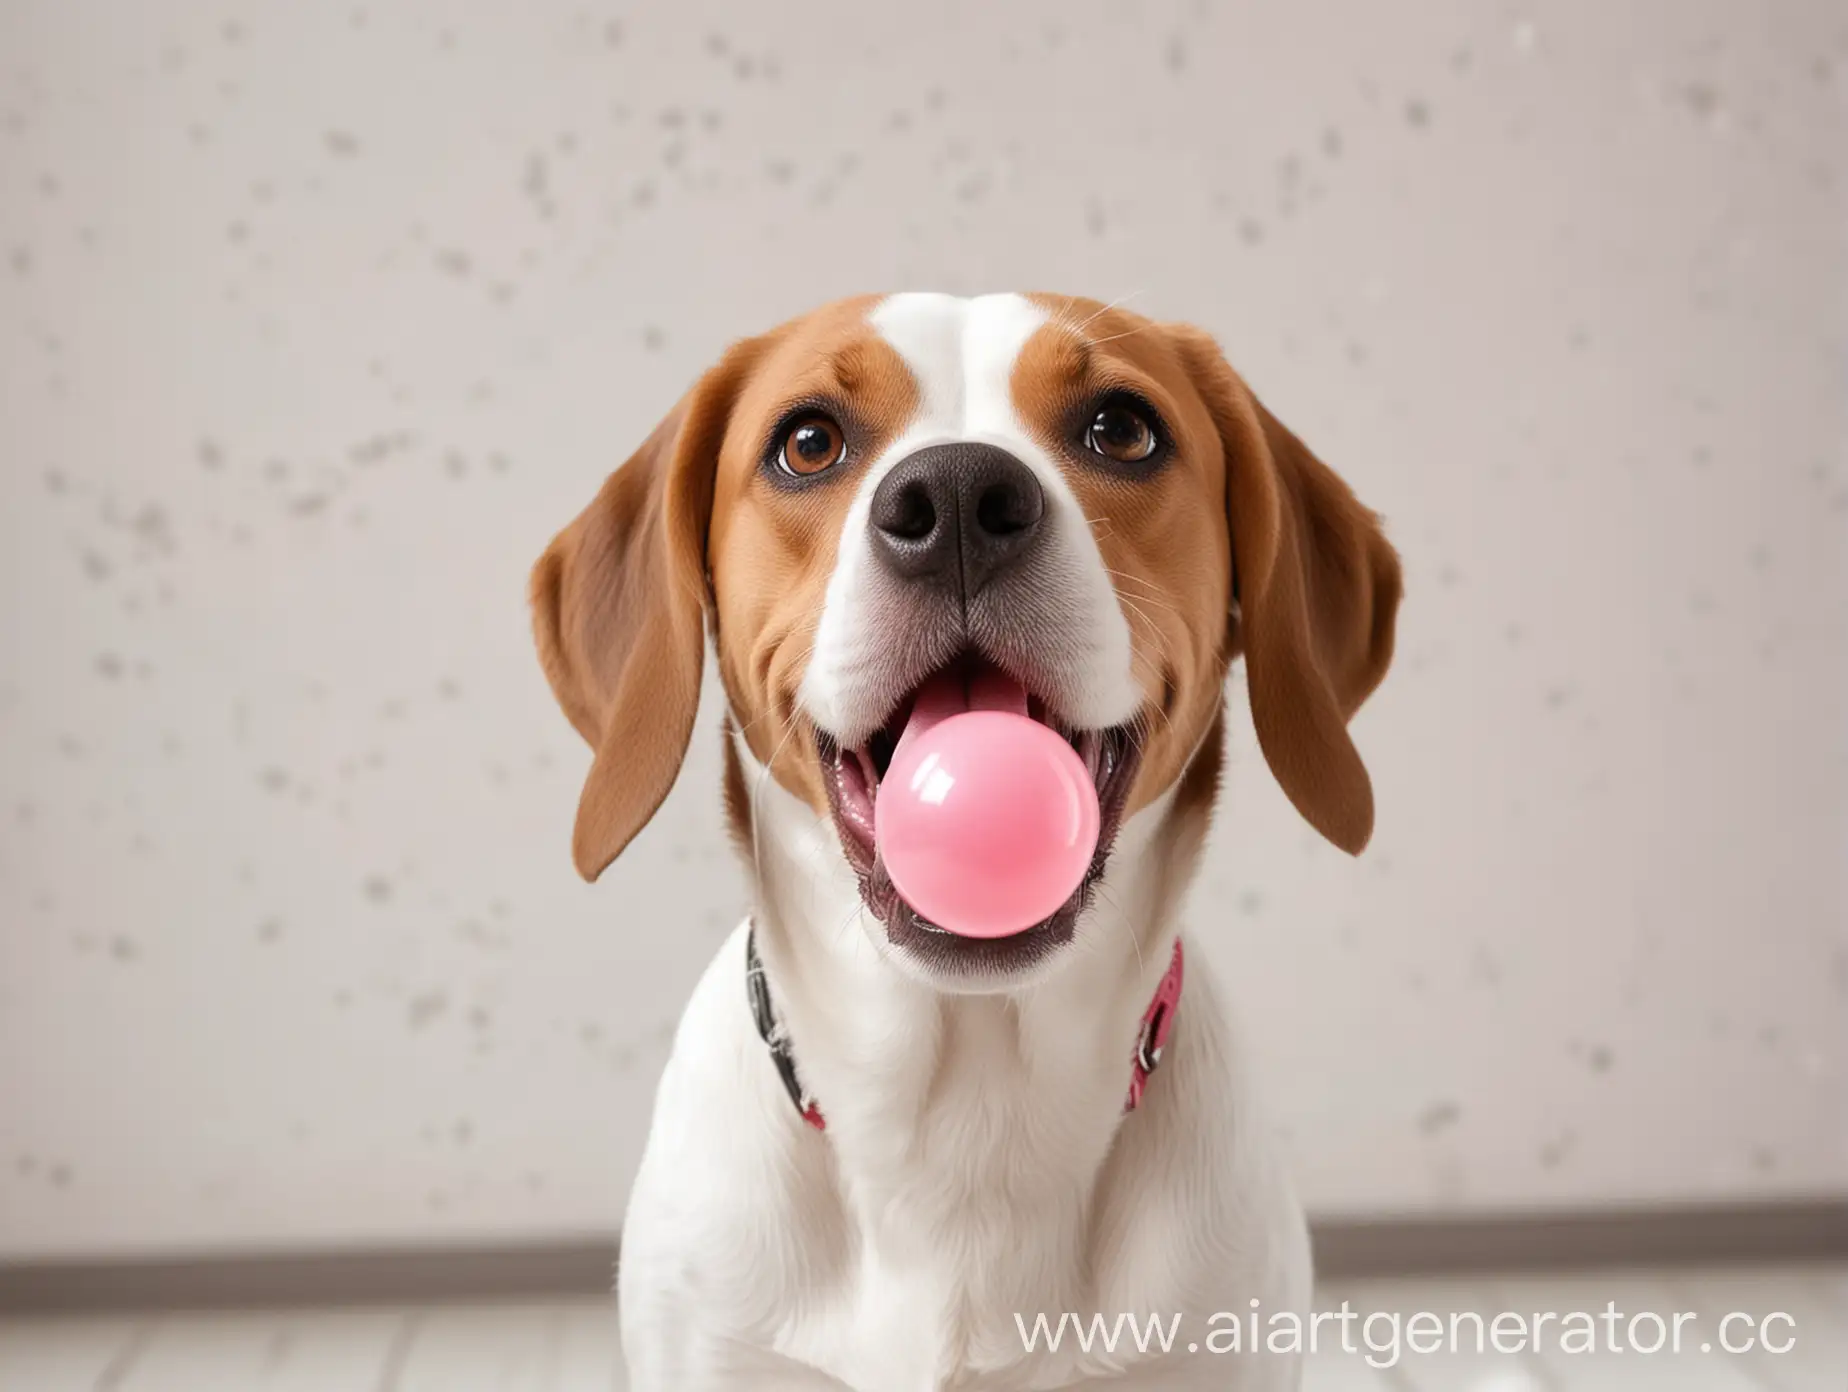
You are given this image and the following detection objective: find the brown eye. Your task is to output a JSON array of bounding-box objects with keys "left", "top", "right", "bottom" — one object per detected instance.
[
  {"left": 1085, "top": 402, "right": 1158, "bottom": 463},
  {"left": 779, "top": 415, "right": 845, "bottom": 476}
]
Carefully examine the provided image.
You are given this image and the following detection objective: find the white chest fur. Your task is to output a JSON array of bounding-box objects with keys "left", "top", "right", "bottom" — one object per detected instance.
[{"left": 613, "top": 745, "right": 1310, "bottom": 1390}]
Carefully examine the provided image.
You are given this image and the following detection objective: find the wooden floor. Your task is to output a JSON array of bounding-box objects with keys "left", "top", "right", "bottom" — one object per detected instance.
[{"left": 1, "top": 1265, "right": 1841, "bottom": 1390}]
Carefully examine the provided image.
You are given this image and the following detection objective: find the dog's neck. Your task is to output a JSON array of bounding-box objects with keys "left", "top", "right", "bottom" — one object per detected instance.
[{"left": 732, "top": 730, "right": 1205, "bottom": 1336}]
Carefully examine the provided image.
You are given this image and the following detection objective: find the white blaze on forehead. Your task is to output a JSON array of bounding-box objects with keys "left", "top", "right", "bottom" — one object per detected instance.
[
  {"left": 797, "top": 292, "right": 1139, "bottom": 741},
  {"left": 869, "top": 292, "right": 1047, "bottom": 438}
]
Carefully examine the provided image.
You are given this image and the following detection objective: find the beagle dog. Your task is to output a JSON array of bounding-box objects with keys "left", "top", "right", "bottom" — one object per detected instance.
[{"left": 531, "top": 293, "right": 1400, "bottom": 1390}]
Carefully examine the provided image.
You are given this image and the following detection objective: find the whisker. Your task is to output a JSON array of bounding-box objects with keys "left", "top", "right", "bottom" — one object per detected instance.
[
  {"left": 1085, "top": 322, "right": 1157, "bottom": 348},
  {"left": 833, "top": 899, "right": 904, "bottom": 976},
  {"left": 1093, "top": 881, "right": 1147, "bottom": 984},
  {"left": 1125, "top": 696, "right": 1176, "bottom": 751},
  {"left": 1103, "top": 579, "right": 1179, "bottom": 642},
  {"left": 1097, "top": 565, "right": 1177, "bottom": 602},
  {"left": 1114, "top": 600, "right": 1179, "bottom": 642},
  {"left": 1138, "top": 698, "right": 1167, "bottom": 743},
  {"left": 1113, "top": 593, "right": 1163, "bottom": 640},
  {"left": 734, "top": 634, "right": 818, "bottom": 740},
  {"left": 1114, "top": 589, "right": 1179, "bottom": 621},
  {"left": 1069, "top": 290, "right": 1146, "bottom": 340},
  {"left": 1100, "top": 570, "right": 1182, "bottom": 619},
  {"left": 748, "top": 704, "right": 807, "bottom": 895}
]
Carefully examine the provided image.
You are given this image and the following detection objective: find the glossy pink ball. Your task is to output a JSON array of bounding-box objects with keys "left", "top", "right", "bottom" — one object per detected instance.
[{"left": 875, "top": 711, "right": 1101, "bottom": 939}]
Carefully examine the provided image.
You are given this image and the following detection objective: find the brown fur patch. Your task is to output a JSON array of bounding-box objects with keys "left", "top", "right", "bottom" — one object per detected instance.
[
  {"left": 1015, "top": 294, "right": 1400, "bottom": 852},
  {"left": 1013, "top": 295, "right": 1235, "bottom": 824},
  {"left": 707, "top": 297, "right": 920, "bottom": 815},
  {"left": 1143, "top": 708, "right": 1228, "bottom": 933},
  {"left": 1167, "top": 707, "right": 1226, "bottom": 846},
  {"left": 720, "top": 715, "right": 753, "bottom": 853}
]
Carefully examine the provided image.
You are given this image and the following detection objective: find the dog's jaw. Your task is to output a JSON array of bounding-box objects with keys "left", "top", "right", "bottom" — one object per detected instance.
[{"left": 815, "top": 702, "right": 1145, "bottom": 989}]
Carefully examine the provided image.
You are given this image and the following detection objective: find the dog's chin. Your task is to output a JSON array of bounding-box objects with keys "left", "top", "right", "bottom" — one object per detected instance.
[
  {"left": 814, "top": 657, "right": 1143, "bottom": 993},
  {"left": 853, "top": 885, "right": 1084, "bottom": 994}
]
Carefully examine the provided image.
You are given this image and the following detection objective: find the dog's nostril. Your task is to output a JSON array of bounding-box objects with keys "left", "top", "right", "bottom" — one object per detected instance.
[
  {"left": 975, "top": 480, "right": 1040, "bottom": 538},
  {"left": 883, "top": 479, "right": 937, "bottom": 541}
]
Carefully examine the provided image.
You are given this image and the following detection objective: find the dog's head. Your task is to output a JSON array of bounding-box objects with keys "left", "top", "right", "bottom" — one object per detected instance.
[{"left": 533, "top": 293, "right": 1400, "bottom": 987}]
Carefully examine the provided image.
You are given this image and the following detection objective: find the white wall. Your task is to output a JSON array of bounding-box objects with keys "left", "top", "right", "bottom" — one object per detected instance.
[{"left": 1, "top": 0, "right": 1843, "bottom": 1258}]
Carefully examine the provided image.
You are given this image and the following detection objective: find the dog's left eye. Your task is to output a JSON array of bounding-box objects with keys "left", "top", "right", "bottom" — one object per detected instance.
[
  {"left": 778, "top": 414, "right": 846, "bottom": 476},
  {"left": 1085, "top": 402, "right": 1159, "bottom": 464}
]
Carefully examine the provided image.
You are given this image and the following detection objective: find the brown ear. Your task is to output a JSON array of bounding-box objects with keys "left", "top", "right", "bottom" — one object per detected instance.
[
  {"left": 1172, "top": 326, "right": 1402, "bottom": 854},
  {"left": 530, "top": 341, "right": 763, "bottom": 880}
]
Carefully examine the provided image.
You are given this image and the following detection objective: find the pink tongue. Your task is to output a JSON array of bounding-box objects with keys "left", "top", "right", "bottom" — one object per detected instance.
[{"left": 891, "top": 666, "right": 1029, "bottom": 765}]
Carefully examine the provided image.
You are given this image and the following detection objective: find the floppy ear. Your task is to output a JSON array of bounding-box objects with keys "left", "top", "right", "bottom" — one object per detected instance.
[
  {"left": 1172, "top": 326, "right": 1402, "bottom": 854},
  {"left": 530, "top": 341, "right": 763, "bottom": 880}
]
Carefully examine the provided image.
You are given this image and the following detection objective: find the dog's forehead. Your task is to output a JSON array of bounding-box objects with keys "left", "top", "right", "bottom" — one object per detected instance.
[
  {"left": 865, "top": 292, "right": 1046, "bottom": 433},
  {"left": 737, "top": 292, "right": 1168, "bottom": 440}
]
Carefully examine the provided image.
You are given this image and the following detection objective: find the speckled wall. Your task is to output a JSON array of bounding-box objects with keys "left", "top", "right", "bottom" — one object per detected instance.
[{"left": 1, "top": 0, "right": 1843, "bottom": 1259}]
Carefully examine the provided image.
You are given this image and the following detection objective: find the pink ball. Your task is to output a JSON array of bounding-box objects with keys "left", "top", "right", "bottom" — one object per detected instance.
[{"left": 875, "top": 711, "right": 1101, "bottom": 939}]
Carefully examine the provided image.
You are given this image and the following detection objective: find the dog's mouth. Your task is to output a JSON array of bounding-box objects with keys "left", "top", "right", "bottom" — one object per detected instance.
[{"left": 815, "top": 652, "right": 1142, "bottom": 978}]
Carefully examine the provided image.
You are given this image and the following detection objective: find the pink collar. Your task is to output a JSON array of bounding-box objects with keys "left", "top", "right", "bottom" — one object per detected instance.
[{"left": 746, "top": 926, "right": 1184, "bottom": 1132}]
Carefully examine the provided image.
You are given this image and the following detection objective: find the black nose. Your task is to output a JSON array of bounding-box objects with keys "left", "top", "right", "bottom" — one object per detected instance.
[{"left": 868, "top": 443, "right": 1046, "bottom": 597}]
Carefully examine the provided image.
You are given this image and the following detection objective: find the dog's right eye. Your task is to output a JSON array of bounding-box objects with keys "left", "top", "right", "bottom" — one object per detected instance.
[
  {"left": 778, "top": 415, "right": 846, "bottom": 477},
  {"left": 1085, "top": 401, "right": 1159, "bottom": 465}
]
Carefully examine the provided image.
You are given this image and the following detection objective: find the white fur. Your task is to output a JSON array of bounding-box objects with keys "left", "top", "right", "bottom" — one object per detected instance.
[{"left": 617, "top": 294, "right": 1311, "bottom": 1390}]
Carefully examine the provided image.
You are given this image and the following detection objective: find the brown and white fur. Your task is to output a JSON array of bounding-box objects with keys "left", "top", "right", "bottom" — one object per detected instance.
[{"left": 530, "top": 293, "right": 1402, "bottom": 1390}]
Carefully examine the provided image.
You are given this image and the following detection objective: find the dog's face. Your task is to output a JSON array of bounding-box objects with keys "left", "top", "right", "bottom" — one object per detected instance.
[{"left": 533, "top": 293, "right": 1399, "bottom": 987}]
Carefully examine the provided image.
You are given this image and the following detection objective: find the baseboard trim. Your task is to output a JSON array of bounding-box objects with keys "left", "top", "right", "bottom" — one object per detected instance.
[
  {"left": 1310, "top": 1199, "right": 1848, "bottom": 1278},
  {"left": 3, "top": 1201, "right": 1843, "bottom": 1314},
  {"left": 0, "top": 1240, "right": 619, "bottom": 1315}
]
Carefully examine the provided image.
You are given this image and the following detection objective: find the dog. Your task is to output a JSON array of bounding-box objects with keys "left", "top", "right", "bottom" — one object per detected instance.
[{"left": 530, "top": 293, "right": 1401, "bottom": 1390}]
